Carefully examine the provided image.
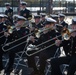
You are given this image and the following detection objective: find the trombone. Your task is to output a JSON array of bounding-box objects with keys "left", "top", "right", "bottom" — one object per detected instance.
[
  {"left": 2, "top": 26, "right": 56, "bottom": 52},
  {"left": 2, "top": 30, "right": 35, "bottom": 52},
  {"left": 0, "top": 21, "right": 29, "bottom": 39},
  {"left": 26, "top": 27, "right": 76, "bottom": 56},
  {"left": 2, "top": 25, "right": 73, "bottom": 53},
  {"left": 61, "top": 28, "right": 76, "bottom": 40},
  {"left": 0, "top": 25, "right": 14, "bottom": 38},
  {"left": 26, "top": 35, "right": 62, "bottom": 56}
]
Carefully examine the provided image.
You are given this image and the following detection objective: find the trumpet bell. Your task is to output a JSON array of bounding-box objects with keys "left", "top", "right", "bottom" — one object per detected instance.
[{"left": 35, "top": 28, "right": 43, "bottom": 38}]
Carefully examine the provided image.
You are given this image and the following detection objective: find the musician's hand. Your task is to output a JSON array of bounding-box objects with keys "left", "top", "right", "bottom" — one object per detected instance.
[
  {"left": 23, "top": 14, "right": 26, "bottom": 16},
  {"left": 55, "top": 40, "right": 61, "bottom": 46},
  {"left": 4, "top": 32, "right": 10, "bottom": 37},
  {"left": 28, "top": 36, "right": 35, "bottom": 42},
  {"left": 30, "top": 27, "right": 35, "bottom": 32}
]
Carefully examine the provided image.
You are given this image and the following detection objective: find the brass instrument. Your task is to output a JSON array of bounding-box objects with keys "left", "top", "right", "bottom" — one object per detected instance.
[
  {"left": 61, "top": 28, "right": 76, "bottom": 40},
  {"left": 2, "top": 24, "right": 75, "bottom": 54},
  {"left": 35, "top": 28, "right": 45, "bottom": 38},
  {"left": 26, "top": 27, "right": 76, "bottom": 56},
  {"left": 26, "top": 35, "right": 62, "bottom": 56},
  {"left": 7, "top": 12, "right": 13, "bottom": 18},
  {"left": 7, "top": 25, "right": 15, "bottom": 34},
  {"left": 0, "top": 25, "right": 14, "bottom": 38},
  {"left": 35, "top": 26, "right": 56, "bottom": 38},
  {"left": 2, "top": 32, "right": 35, "bottom": 52},
  {"left": 2, "top": 26, "right": 56, "bottom": 52},
  {"left": 0, "top": 21, "right": 29, "bottom": 38}
]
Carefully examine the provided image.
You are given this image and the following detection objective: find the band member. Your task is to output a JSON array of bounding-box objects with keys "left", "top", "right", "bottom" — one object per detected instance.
[
  {"left": 51, "top": 17, "right": 76, "bottom": 75},
  {"left": 40, "top": 13, "right": 46, "bottom": 25},
  {"left": 2, "top": 14, "right": 13, "bottom": 26},
  {"left": 50, "top": 14, "right": 59, "bottom": 24},
  {"left": 50, "top": 14, "right": 61, "bottom": 59},
  {"left": 0, "top": 15, "right": 29, "bottom": 75},
  {"left": 0, "top": 14, "right": 10, "bottom": 75},
  {"left": 58, "top": 13, "right": 68, "bottom": 28},
  {"left": 27, "top": 17, "right": 61, "bottom": 75},
  {"left": 34, "top": 15, "right": 43, "bottom": 29},
  {"left": 19, "top": 1, "right": 32, "bottom": 20},
  {"left": 5, "top": 3, "right": 13, "bottom": 24}
]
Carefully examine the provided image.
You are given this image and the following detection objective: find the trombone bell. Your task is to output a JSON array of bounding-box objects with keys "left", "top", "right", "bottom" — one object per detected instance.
[
  {"left": 61, "top": 28, "right": 71, "bottom": 40},
  {"left": 8, "top": 26, "right": 14, "bottom": 34}
]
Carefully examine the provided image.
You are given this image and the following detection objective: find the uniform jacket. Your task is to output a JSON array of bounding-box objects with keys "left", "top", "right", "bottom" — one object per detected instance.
[
  {"left": 31, "top": 30, "right": 61, "bottom": 56},
  {"left": 20, "top": 8, "right": 31, "bottom": 19},
  {"left": 5, "top": 8, "right": 13, "bottom": 18},
  {"left": 0, "top": 22, "right": 7, "bottom": 45},
  {"left": 60, "top": 21, "right": 68, "bottom": 28},
  {"left": 3, "top": 27, "right": 29, "bottom": 52},
  {"left": 62, "top": 36, "right": 76, "bottom": 56}
]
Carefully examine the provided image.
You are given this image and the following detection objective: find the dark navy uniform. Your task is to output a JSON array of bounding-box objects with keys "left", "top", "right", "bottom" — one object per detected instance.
[
  {"left": 58, "top": 14, "right": 68, "bottom": 28},
  {"left": 5, "top": 8, "right": 13, "bottom": 18},
  {"left": 51, "top": 18, "right": 76, "bottom": 75},
  {"left": 0, "top": 22, "right": 8, "bottom": 71},
  {"left": 34, "top": 15, "right": 44, "bottom": 29},
  {"left": 3, "top": 27, "right": 29, "bottom": 73},
  {"left": 20, "top": 9, "right": 31, "bottom": 20},
  {"left": 27, "top": 29, "right": 61, "bottom": 75},
  {"left": 0, "top": 15, "right": 28, "bottom": 75},
  {"left": 5, "top": 3, "right": 13, "bottom": 24},
  {"left": 51, "top": 37, "right": 76, "bottom": 75},
  {"left": 35, "top": 22, "right": 43, "bottom": 29},
  {"left": 27, "top": 17, "right": 61, "bottom": 75},
  {"left": 39, "top": 30, "right": 61, "bottom": 75},
  {"left": 20, "top": 1, "right": 32, "bottom": 20},
  {"left": 60, "top": 21, "right": 68, "bottom": 28},
  {"left": 40, "top": 13, "right": 46, "bottom": 26},
  {"left": 5, "top": 8, "right": 13, "bottom": 24}
]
